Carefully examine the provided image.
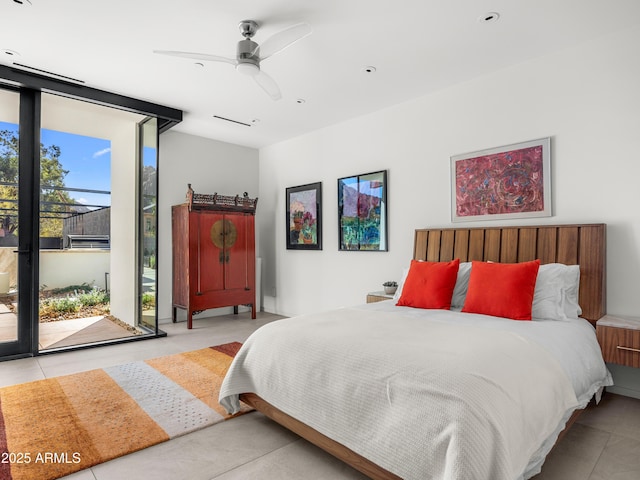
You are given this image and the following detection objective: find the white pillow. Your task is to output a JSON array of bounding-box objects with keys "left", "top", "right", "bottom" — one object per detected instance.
[
  {"left": 561, "top": 265, "right": 582, "bottom": 318},
  {"left": 392, "top": 267, "right": 410, "bottom": 301},
  {"left": 451, "top": 262, "right": 472, "bottom": 308},
  {"left": 532, "top": 263, "right": 581, "bottom": 320}
]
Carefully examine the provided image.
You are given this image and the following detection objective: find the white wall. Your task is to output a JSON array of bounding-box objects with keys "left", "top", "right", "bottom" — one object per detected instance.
[
  {"left": 258, "top": 26, "right": 640, "bottom": 395},
  {"left": 108, "top": 123, "right": 140, "bottom": 324},
  {"left": 157, "top": 131, "right": 259, "bottom": 322},
  {"left": 260, "top": 24, "right": 640, "bottom": 316},
  {"left": 39, "top": 250, "right": 110, "bottom": 290}
]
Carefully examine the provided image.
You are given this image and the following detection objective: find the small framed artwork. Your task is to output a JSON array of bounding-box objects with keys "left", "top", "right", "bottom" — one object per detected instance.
[
  {"left": 338, "top": 170, "right": 388, "bottom": 251},
  {"left": 451, "top": 137, "right": 551, "bottom": 222},
  {"left": 286, "top": 182, "right": 322, "bottom": 250}
]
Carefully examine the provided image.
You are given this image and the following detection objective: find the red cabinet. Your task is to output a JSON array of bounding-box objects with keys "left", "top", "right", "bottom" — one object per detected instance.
[{"left": 172, "top": 189, "right": 257, "bottom": 328}]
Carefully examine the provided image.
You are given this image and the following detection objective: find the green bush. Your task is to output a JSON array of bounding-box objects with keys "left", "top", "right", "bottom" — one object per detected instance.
[
  {"left": 78, "top": 288, "right": 109, "bottom": 307},
  {"left": 142, "top": 292, "right": 155, "bottom": 309},
  {"left": 50, "top": 283, "right": 94, "bottom": 296},
  {"left": 39, "top": 285, "right": 110, "bottom": 317},
  {"left": 40, "top": 297, "right": 80, "bottom": 315}
]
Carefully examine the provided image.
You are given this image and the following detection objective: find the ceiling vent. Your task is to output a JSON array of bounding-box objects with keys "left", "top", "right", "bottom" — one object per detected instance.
[
  {"left": 12, "top": 63, "right": 85, "bottom": 84},
  {"left": 213, "top": 115, "right": 252, "bottom": 127}
]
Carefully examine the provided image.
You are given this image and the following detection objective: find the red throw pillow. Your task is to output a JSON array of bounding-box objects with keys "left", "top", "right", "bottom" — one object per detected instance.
[
  {"left": 462, "top": 260, "right": 541, "bottom": 320},
  {"left": 396, "top": 259, "right": 460, "bottom": 309}
]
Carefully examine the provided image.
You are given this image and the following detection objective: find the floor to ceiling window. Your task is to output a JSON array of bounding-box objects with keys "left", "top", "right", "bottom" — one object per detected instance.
[
  {"left": 0, "top": 66, "right": 181, "bottom": 359},
  {"left": 139, "top": 117, "right": 158, "bottom": 330},
  {"left": 38, "top": 93, "right": 151, "bottom": 351}
]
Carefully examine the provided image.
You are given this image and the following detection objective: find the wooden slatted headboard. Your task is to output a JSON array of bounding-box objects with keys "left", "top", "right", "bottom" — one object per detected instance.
[{"left": 413, "top": 224, "right": 606, "bottom": 324}]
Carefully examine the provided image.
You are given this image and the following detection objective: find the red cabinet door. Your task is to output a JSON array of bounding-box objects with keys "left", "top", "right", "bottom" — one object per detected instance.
[
  {"left": 225, "top": 213, "right": 252, "bottom": 290},
  {"left": 196, "top": 211, "right": 252, "bottom": 293},
  {"left": 196, "top": 211, "right": 225, "bottom": 293}
]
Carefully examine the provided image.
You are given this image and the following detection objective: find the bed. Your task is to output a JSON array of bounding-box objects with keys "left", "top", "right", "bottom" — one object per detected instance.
[{"left": 219, "top": 224, "right": 612, "bottom": 480}]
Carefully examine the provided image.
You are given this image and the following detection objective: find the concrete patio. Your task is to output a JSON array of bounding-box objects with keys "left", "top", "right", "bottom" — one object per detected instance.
[{"left": 0, "top": 303, "right": 138, "bottom": 350}]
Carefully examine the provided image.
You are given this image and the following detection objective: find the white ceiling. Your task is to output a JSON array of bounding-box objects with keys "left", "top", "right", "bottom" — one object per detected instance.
[{"left": 1, "top": 0, "right": 640, "bottom": 149}]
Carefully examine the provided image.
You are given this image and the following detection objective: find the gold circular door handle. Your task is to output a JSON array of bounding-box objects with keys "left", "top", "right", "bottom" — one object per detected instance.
[{"left": 211, "top": 219, "right": 237, "bottom": 249}]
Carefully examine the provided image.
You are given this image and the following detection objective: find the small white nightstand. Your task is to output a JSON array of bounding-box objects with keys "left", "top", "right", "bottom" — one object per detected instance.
[
  {"left": 366, "top": 291, "right": 395, "bottom": 303},
  {"left": 596, "top": 315, "right": 640, "bottom": 368}
]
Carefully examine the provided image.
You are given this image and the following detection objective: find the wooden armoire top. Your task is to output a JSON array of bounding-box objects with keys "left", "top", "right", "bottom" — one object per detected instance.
[{"left": 185, "top": 184, "right": 258, "bottom": 213}]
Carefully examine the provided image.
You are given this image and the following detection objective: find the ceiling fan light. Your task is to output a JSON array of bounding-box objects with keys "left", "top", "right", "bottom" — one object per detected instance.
[{"left": 236, "top": 62, "right": 259, "bottom": 76}]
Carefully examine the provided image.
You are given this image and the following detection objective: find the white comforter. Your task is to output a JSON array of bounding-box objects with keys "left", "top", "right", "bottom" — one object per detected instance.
[{"left": 219, "top": 303, "right": 612, "bottom": 480}]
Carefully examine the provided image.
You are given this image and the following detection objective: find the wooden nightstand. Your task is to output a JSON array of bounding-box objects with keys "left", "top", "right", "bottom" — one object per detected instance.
[
  {"left": 366, "top": 291, "right": 395, "bottom": 303},
  {"left": 596, "top": 315, "right": 640, "bottom": 368}
]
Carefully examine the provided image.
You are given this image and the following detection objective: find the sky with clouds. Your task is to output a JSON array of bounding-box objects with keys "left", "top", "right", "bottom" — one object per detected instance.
[
  {"left": 40, "top": 128, "right": 111, "bottom": 208},
  {"left": 2, "top": 121, "right": 157, "bottom": 209}
]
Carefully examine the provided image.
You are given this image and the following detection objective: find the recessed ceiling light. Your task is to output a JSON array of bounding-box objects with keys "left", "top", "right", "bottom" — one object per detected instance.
[
  {"left": 251, "top": 118, "right": 260, "bottom": 124},
  {"left": 362, "top": 66, "right": 377, "bottom": 74},
  {"left": 478, "top": 12, "right": 500, "bottom": 23},
  {"left": 2, "top": 49, "right": 21, "bottom": 58},
  {"left": 194, "top": 62, "right": 204, "bottom": 67},
  {"left": 295, "top": 98, "right": 306, "bottom": 104}
]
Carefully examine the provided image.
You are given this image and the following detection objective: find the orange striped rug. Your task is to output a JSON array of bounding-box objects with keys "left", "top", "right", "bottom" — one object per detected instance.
[{"left": 0, "top": 342, "right": 250, "bottom": 480}]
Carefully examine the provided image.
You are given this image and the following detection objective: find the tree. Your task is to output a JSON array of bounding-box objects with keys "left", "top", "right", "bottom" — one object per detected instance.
[{"left": 0, "top": 129, "right": 74, "bottom": 238}]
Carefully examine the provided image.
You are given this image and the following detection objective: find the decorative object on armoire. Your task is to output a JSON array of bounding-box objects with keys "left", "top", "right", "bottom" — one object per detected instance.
[
  {"left": 172, "top": 185, "right": 258, "bottom": 329},
  {"left": 338, "top": 170, "right": 388, "bottom": 251},
  {"left": 451, "top": 137, "right": 552, "bottom": 222},
  {"left": 285, "top": 182, "right": 322, "bottom": 250}
]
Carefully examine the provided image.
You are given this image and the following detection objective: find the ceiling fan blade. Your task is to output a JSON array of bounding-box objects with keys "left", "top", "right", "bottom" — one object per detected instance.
[
  {"left": 153, "top": 50, "right": 237, "bottom": 65},
  {"left": 257, "top": 23, "right": 312, "bottom": 61},
  {"left": 253, "top": 70, "right": 282, "bottom": 101}
]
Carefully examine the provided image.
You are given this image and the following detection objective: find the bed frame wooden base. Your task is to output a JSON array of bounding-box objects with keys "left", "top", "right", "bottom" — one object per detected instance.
[
  {"left": 240, "top": 393, "right": 584, "bottom": 480},
  {"left": 239, "top": 393, "right": 402, "bottom": 480}
]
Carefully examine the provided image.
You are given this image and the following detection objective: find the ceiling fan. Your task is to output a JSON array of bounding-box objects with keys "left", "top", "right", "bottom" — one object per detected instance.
[{"left": 154, "top": 20, "right": 312, "bottom": 101}]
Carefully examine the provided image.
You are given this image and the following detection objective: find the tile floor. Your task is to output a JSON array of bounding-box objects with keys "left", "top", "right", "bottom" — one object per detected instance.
[{"left": 1, "top": 311, "right": 639, "bottom": 480}]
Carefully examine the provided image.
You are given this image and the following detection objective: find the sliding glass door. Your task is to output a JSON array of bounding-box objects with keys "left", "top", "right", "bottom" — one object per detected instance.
[
  {"left": 0, "top": 87, "right": 25, "bottom": 357},
  {"left": 0, "top": 87, "right": 41, "bottom": 358}
]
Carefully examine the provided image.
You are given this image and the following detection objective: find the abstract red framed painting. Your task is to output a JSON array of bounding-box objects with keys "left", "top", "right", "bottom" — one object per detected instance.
[{"left": 451, "top": 137, "right": 551, "bottom": 222}]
